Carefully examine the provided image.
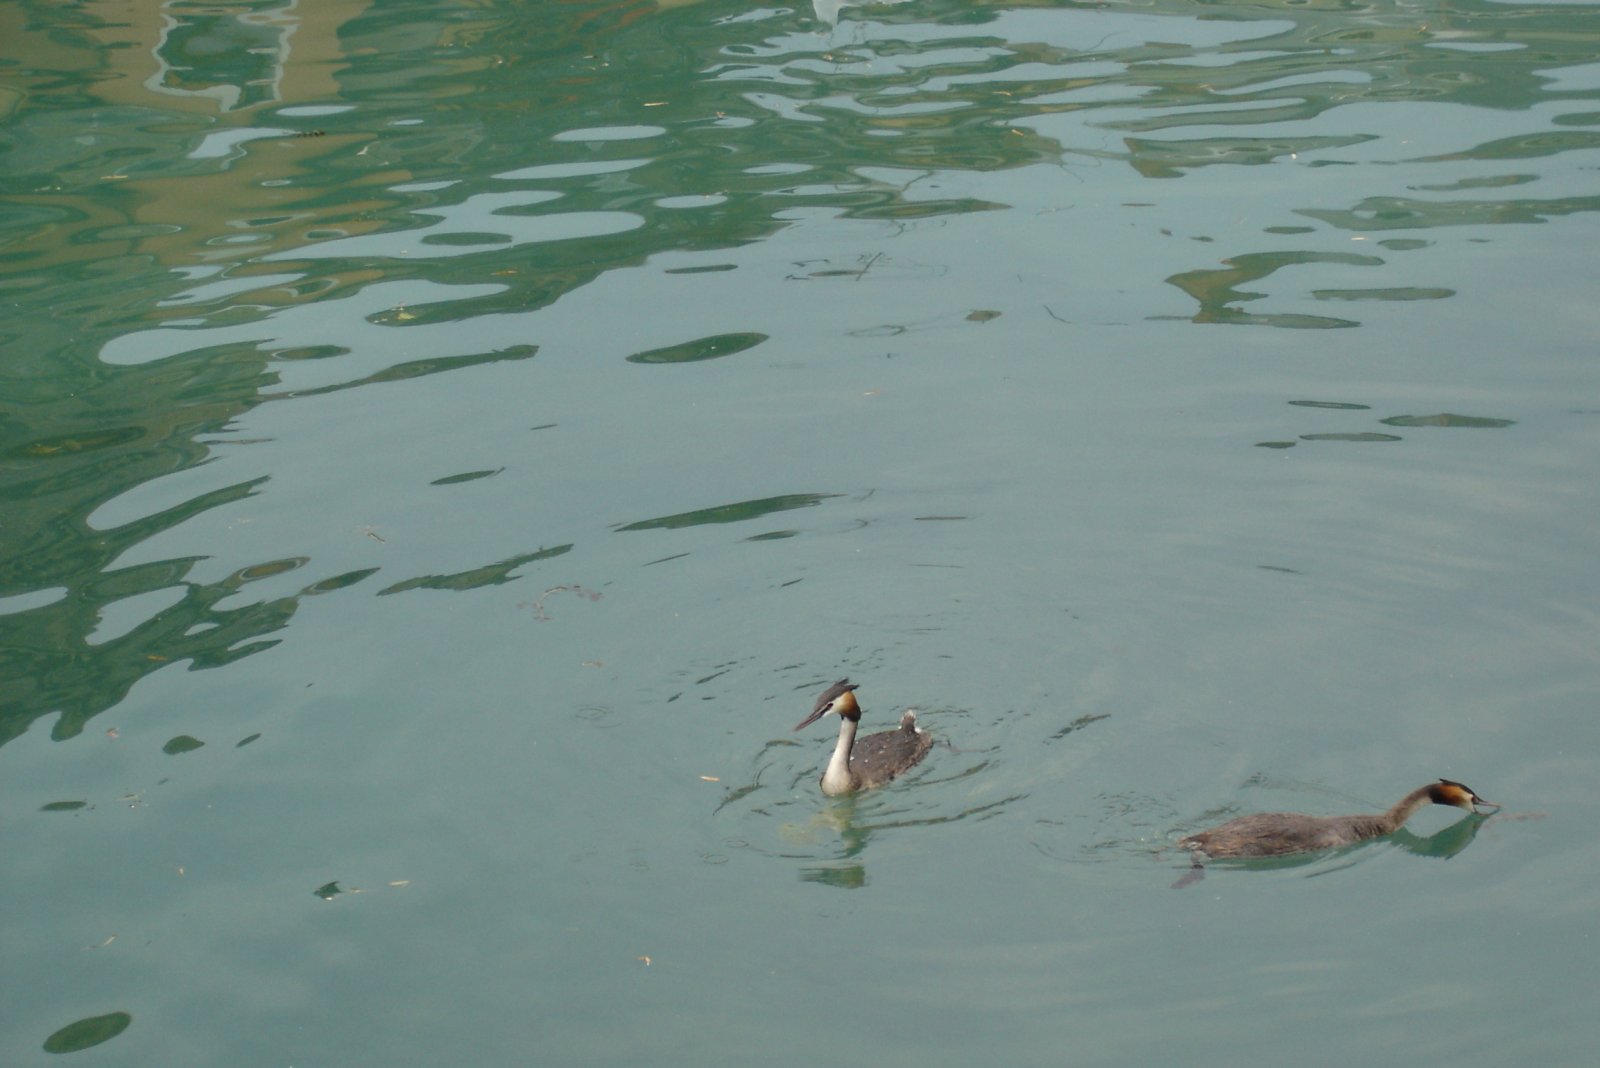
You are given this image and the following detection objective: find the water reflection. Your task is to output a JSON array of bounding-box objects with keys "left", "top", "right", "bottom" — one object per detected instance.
[
  {"left": 616, "top": 493, "right": 842, "bottom": 531},
  {"left": 376, "top": 545, "right": 573, "bottom": 595},
  {"left": 1257, "top": 402, "right": 1518, "bottom": 448},
  {"left": 3, "top": 1, "right": 1593, "bottom": 1062},
  {"left": 709, "top": 703, "right": 1015, "bottom": 886},
  {"left": 41, "top": 1011, "right": 133, "bottom": 1055},
  {"left": 811, "top": 0, "right": 918, "bottom": 29},
  {"left": 625, "top": 331, "right": 770, "bottom": 363},
  {"left": 1380, "top": 413, "right": 1515, "bottom": 429},
  {"left": 3, "top": 1, "right": 1596, "bottom": 754},
  {"left": 1165, "top": 251, "right": 1381, "bottom": 328},
  {"left": 801, "top": 861, "right": 869, "bottom": 888},
  {"left": 787, "top": 783, "right": 1022, "bottom": 883},
  {"left": 1389, "top": 813, "right": 1494, "bottom": 860}
]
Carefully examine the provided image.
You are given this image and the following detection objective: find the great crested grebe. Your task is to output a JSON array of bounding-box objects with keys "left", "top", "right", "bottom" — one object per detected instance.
[
  {"left": 1179, "top": 778, "right": 1499, "bottom": 860},
  {"left": 793, "top": 679, "right": 933, "bottom": 796}
]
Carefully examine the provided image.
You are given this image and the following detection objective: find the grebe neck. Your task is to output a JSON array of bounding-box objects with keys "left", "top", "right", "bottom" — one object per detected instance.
[
  {"left": 819, "top": 715, "right": 859, "bottom": 795},
  {"left": 1378, "top": 784, "right": 1438, "bottom": 833}
]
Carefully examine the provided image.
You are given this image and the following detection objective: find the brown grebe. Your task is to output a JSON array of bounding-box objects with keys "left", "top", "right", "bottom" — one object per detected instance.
[
  {"left": 1180, "top": 778, "right": 1498, "bottom": 860},
  {"left": 793, "top": 679, "right": 933, "bottom": 796}
]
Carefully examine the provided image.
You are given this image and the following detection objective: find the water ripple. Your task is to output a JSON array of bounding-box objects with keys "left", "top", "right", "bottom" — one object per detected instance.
[{"left": 4, "top": 0, "right": 1598, "bottom": 881}]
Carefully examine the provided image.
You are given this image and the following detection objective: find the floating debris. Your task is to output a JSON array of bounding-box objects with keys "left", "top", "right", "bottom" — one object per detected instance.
[{"left": 521, "top": 584, "right": 602, "bottom": 621}]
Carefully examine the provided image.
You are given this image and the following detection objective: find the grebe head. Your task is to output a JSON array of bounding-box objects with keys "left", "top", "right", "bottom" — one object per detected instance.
[
  {"left": 793, "top": 679, "right": 860, "bottom": 732},
  {"left": 1431, "top": 779, "right": 1498, "bottom": 813}
]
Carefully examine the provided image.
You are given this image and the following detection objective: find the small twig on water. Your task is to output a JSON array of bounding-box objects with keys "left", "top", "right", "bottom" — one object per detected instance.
[{"left": 521, "top": 584, "right": 602, "bottom": 621}]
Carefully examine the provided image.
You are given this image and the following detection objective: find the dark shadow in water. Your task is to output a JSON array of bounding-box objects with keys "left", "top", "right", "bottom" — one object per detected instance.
[
  {"left": 1300, "top": 432, "right": 1403, "bottom": 442},
  {"left": 801, "top": 863, "right": 867, "bottom": 889},
  {"left": 266, "top": 345, "right": 538, "bottom": 400},
  {"left": 42, "top": 1011, "right": 132, "bottom": 1054},
  {"left": 625, "top": 332, "right": 768, "bottom": 364},
  {"left": 430, "top": 467, "right": 505, "bottom": 486},
  {"left": 1289, "top": 400, "right": 1371, "bottom": 411},
  {"left": 1263, "top": 404, "right": 1515, "bottom": 452},
  {"left": 1164, "top": 251, "right": 1378, "bottom": 328},
  {"left": 162, "top": 734, "right": 205, "bottom": 755},
  {"left": 1379, "top": 413, "right": 1516, "bottom": 429},
  {"left": 377, "top": 545, "right": 573, "bottom": 595},
  {"left": 616, "top": 493, "right": 841, "bottom": 532}
]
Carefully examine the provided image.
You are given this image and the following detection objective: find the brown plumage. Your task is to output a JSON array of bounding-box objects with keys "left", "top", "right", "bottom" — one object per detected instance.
[
  {"left": 793, "top": 679, "right": 933, "bottom": 796},
  {"left": 1180, "top": 779, "right": 1498, "bottom": 859}
]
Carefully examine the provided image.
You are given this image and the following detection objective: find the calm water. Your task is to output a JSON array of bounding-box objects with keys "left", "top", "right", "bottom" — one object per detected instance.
[{"left": 4, "top": 0, "right": 1599, "bottom": 1062}]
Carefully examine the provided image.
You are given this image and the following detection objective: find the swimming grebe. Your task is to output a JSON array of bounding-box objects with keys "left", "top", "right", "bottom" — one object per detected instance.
[
  {"left": 1179, "top": 779, "right": 1498, "bottom": 859},
  {"left": 793, "top": 679, "right": 933, "bottom": 796}
]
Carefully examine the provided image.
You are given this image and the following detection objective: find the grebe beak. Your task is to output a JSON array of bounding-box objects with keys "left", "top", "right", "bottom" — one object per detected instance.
[
  {"left": 793, "top": 704, "right": 833, "bottom": 732},
  {"left": 1472, "top": 795, "right": 1501, "bottom": 813}
]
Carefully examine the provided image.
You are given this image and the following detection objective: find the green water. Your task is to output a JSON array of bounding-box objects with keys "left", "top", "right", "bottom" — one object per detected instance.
[{"left": 3, "top": 0, "right": 1598, "bottom": 1062}]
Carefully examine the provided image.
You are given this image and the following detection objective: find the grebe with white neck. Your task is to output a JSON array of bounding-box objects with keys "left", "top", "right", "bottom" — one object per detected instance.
[{"left": 793, "top": 679, "right": 933, "bottom": 796}]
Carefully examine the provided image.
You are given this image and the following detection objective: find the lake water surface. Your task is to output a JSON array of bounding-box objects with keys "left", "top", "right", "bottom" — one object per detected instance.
[{"left": 4, "top": 0, "right": 1599, "bottom": 1063}]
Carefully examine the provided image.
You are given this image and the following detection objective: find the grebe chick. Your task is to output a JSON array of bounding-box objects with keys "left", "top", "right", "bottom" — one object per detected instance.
[
  {"left": 793, "top": 679, "right": 933, "bottom": 796},
  {"left": 1180, "top": 779, "right": 1498, "bottom": 859}
]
